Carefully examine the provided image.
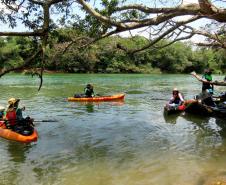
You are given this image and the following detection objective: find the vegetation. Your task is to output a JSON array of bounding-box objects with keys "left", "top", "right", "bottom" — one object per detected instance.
[
  {"left": 1, "top": 31, "right": 225, "bottom": 74},
  {"left": 1, "top": 1, "right": 226, "bottom": 89}
]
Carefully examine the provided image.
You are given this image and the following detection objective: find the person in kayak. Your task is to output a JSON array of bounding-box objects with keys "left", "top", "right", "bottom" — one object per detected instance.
[
  {"left": 4, "top": 98, "right": 34, "bottom": 133},
  {"left": 168, "top": 88, "right": 185, "bottom": 106},
  {"left": 4, "top": 98, "right": 23, "bottom": 130},
  {"left": 84, "top": 84, "right": 95, "bottom": 97},
  {"left": 202, "top": 68, "right": 214, "bottom": 94},
  {"left": 191, "top": 70, "right": 216, "bottom": 106}
]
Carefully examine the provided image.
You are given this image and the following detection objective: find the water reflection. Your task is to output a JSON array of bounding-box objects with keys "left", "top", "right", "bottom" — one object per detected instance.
[
  {"left": 0, "top": 142, "right": 35, "bottom": 185},
  {"left": 7, "top": 142, "right": 32, "bottom": 163},
  {"left": 71, "top": 100, "right": 125, "bottom": 113},
  {"left": 85, "top": 103, "right": 94, "bottom": 113},
  {"left": 0, "top": 74, "right": 225, "bottom": 185},
  {"left": 163, "top": 111, "right": 180, "bottom": 124}
]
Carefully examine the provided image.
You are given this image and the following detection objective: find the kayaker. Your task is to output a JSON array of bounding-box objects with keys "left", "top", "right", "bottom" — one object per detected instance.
[
  {"left": 191, "top": 71, "right": 216, "bottom": 106},
  {"left": 4, "top": 98, "right": 22, "bottom": 130},
  {"left": 168, "top": 88, "right": 185, "bottom": 106},
  {"left": 84, "top": 84, "right": 95, "bottom": 97},
  {"left": 4, "top": 98, "right": 33, "bottom": 132},
  {"left": 202, "top": 68, "right": 214, "bottom": 94}
]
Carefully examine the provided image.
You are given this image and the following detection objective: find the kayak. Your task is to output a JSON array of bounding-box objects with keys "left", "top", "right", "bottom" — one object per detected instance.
[
  {"left": 68, "top": 93, "right": 125, "bottom": 102},
  {"left": 0, "top": 122, "right": 38, "bottom": 143},
  {"left": 185, "top": 99, "right": 226, "bottom": 117}
]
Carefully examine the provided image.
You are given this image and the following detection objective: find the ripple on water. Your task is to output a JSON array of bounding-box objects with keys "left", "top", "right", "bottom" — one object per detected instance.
[{"left": 0, "top": 74, "right": 225, "bottom": 185}]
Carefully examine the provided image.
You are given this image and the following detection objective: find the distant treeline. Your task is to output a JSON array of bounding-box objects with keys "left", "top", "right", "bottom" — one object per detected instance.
[{"left": 0, "top": 29, "right": 226, "bottom": 74}]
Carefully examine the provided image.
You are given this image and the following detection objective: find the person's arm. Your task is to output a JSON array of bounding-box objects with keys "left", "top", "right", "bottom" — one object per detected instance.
[
  {"left": 190, "top": 71, "right": 213, "bottom": 84},
  {"left": 179, "top": 93, "right": 184, "bottom": 102}
]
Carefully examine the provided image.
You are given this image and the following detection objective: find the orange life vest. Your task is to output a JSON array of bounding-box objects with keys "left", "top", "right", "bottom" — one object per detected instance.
[{"left": 6, "top": 110, "right": 17, "bottom": 126}]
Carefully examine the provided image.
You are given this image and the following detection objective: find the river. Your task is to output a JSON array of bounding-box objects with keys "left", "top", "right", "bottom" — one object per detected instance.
[{"left": 0, "top": 74, "right": 225, "bottom": 185}]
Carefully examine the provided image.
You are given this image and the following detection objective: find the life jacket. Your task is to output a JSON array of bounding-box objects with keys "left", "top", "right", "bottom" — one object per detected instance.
[{"left": 6, "top": 110, "right": 17, "bottom": 126}]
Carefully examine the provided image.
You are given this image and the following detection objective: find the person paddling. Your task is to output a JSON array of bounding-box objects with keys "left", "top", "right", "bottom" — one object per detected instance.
[
  {"left": 4, "top": 98, "right": 21, "bottom": 130},
  {"left": 84, "top": 84, "right": 95, "bottom": 97},
  {"left": 4, "top": 98, "right": 33, "bottom": 134},
  {"left": 202, "top": 68, "right": 214, "bottom": 94},
  {"left": 191, "top": 70, "right": 216, "bottom": 106}
]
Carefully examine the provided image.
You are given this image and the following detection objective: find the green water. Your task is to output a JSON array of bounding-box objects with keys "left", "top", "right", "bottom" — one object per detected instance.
[{"left": 0, "top": 74, "right": 225, "bottom": 185}]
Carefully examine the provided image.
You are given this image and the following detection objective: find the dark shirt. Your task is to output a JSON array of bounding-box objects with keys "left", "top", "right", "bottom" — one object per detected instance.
[{"left": 84, "top": 88, "right": 94, "bottom": 97}]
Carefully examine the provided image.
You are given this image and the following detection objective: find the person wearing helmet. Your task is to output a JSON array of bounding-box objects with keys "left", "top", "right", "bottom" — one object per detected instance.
[
  {"left": 84, "top": 84, "right": 95, "bottom": 97},
  {"left": 169, "top": 88, "right": 185, "bottom": 105}
]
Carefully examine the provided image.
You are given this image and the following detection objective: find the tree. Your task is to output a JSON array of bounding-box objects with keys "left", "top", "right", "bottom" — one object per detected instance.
[{"left": 1, "top": 0, "right": 226, "bottom": 88}]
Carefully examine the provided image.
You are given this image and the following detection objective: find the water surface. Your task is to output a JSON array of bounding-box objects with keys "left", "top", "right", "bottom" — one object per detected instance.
[{"left": 0, "top": 74, "right": 225, "bottom": 185}]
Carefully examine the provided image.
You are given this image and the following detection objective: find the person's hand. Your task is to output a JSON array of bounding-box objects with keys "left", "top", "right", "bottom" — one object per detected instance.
[{"left": 190, "top": 71, "right": 196, "bottom": 76}]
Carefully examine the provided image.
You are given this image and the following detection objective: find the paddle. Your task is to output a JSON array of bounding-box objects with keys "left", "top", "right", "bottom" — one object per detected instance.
[{"left": 33, "top": 120, "right": 58, "bottom": 122}]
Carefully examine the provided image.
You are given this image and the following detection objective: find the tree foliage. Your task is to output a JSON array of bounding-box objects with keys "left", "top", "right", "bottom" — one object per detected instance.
[
  {"left": 1, "top": 0, "right": 226, "bottom": 88},
  {"left": 1, "top": 31, "right": 225, "bottom": 74}
]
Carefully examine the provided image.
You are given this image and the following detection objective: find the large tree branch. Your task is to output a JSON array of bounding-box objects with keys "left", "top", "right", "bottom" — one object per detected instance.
[
  {"left": 115, "top": 3, "right": 200, "bottom": 14},
  {"left": 76, "top": 0, "right": 203, "bottom": 31},
  {"left": 117, "top": 16, "right": 201, "bottom": 54}
]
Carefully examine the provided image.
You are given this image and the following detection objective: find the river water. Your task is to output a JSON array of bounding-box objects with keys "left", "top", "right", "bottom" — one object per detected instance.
[{"left": 0, "top": 74, "right": 225, "bottom": 185}]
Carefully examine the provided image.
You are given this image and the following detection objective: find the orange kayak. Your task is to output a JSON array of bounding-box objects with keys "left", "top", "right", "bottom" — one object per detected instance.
[
  {"left": 0, "top": 122, "right": 38, "bottom": 143},
  {"left": 68, "top": 93, "right": 125, "bottom": 102}
]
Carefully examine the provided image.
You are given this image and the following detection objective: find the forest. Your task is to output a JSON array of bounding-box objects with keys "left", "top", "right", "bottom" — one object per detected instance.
[{"left": 1, "top": 30, "right": 225, "bottom": 74}]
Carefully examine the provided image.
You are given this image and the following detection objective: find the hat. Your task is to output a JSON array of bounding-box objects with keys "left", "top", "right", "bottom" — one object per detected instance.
[
  {"left": 173, "top": 88, "right": 179, "bottom": 92},
  {"left": 8, "top": 98, "right": 20, "bottom": 105}
]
